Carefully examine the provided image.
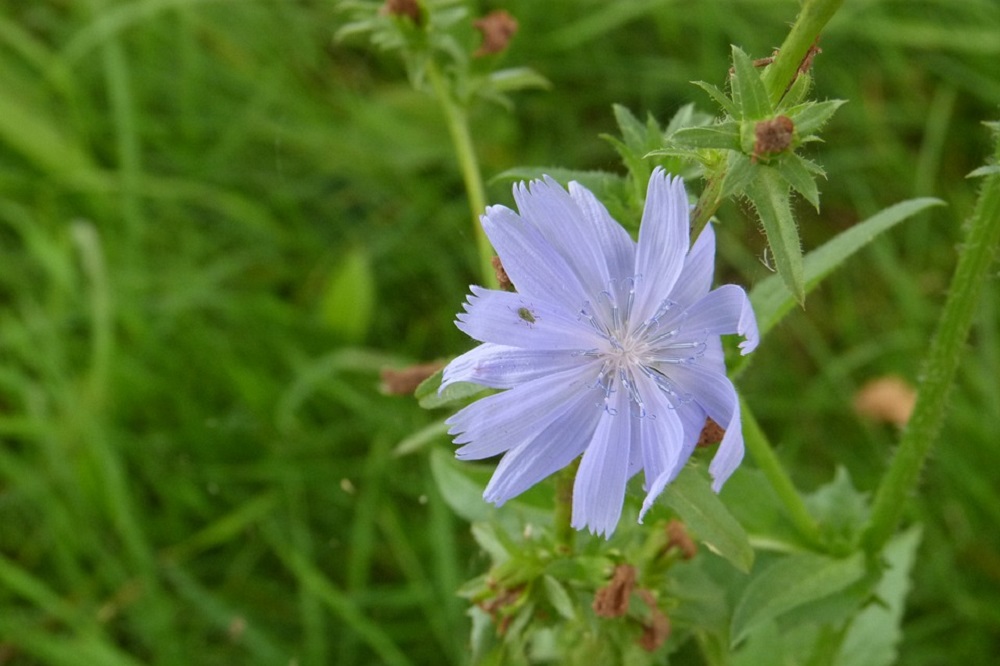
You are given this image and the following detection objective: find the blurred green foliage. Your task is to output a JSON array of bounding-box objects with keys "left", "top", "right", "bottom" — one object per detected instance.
[{"left": 0, "top": 0, "right": 998, "bottom": 664}]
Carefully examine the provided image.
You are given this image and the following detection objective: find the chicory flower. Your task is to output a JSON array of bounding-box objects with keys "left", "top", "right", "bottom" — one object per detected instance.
[{"left": 441, "top": 169, "right": 758, "bottom": 537}]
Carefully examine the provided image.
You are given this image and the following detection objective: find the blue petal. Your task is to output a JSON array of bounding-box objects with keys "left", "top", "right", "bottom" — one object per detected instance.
[
  {"left": 664, "top": 363, "right": 744, "bottom": 492},
  {"left": 482, "top": 204, "right": 589, "bottom": 306},
  {"left": 483, "top": 386, "right": 603, "bottom": 505},
  {"left": 455, "top": 286, "right": 599, "bottom": 350},
  {"left": 567, "top": 180, "right": 636, "bottom": 284},
  {"left": 571, "top": 390, "right": 631, "bottom": 537},
  {"left": 446, "top": 363, "right": 598, "bottom": 461},
  {"left": 442, "top": 343, "right": 587, "bottom": 390},
  {"left": 630, "top": 374, "right": 686, "bottom": 522},
  {"left": 632, "top": 169, "right": 690, "bottom": 324},
  {"left": 669, "top": 222, "right": 716, "bottom": 311},
  {"left": 667, "top": 284, "right": 759, "bottom": 355}
]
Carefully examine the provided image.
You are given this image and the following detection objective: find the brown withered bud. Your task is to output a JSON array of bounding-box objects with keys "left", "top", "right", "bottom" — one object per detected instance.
[
  {"left": 696, "top": 417, "right": 725, "bottom": 448},
  {"left": 665, "top": 519, "right": 698, "bottom": 560},
  {"left": 753, "top": 115, "right": 795, "bottom": 162},
  {"left": 635, "top": 589, "right": 671, "bottom": 652},
  {"left": 592, "top": 564, "right": 636, "bottom": 618},
  {"left": 473, "top": 10, "right": 518, "bottom": 57},
  {"left": 380, "top": 0, "right": 422, "bottom": 25},
  {"left": 379, "top": 361, "right": 445, "bottom": 395},
  {"left": 491, "top": 255, "right": 512, "bottom": 291}
]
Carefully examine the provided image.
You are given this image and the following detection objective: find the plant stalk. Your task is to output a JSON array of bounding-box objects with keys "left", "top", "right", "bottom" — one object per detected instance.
[
  {"left": 762, "top": 0, "right": 845, "bottom": 106},
  {"left": 426, "top": 61, "right": 497, "bottom": 288},
  {"left": 863, "top": 129, "right": 1000, "bottom": 554}
]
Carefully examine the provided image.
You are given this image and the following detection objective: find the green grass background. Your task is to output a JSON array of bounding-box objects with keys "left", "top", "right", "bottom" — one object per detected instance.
[{"left": 0, "top": 0, "right": 998, "bottom": 663}]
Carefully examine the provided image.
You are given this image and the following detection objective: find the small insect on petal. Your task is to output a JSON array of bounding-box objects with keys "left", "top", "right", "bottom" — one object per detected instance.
[{"left": 516, "top": 307, "right": 536, "bottom": 324}]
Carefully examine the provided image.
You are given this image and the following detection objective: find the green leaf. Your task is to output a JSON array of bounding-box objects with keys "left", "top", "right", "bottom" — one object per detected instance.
[
  {"left": 968, "top": 164, "right": 1000, "bottom": 178},
  {"left": 834, "top": 528, "right": 922, "bottom": 666},
  {"left": 664, "top": 465, "right": 754, "bottom": 573},
  {"left": 320, "top": 247, "right": 376, "bottom": 343},
  {"left": 671, "top": 122, "right": 741, "bottom": 150},
  {"left": 804, "top": 468, "right": 871, "bottom": 552},
  {"left": 777, "top": 71, "right": 813, "bottom": 110},
  {"left": 730, "top": 551, "right": 867, "bottom": 646},
  {"left": 393, "top": 419, "right": 450, "bottom": 456},
  {"left": 774, "top": 153, "right": 822, "bottom": 210},
  {"left": 730, "top": 46, "right": 772, "bottom": 120},
  {"left": 692, "top": 80, "right": 739, "bottom": 117},
  {"left": 719, "top": 152, "right": 755, "bottom": 200},
  {"left": 745, "top": 166, "right": 806, "bottom": 304},
  {"left": 746, "top": 197, "right": 945, "bottom": 342},
  {"left": 487, "top": 67, "right": 552, "bottom": 93},
  {"left": 786, "top": 99, "right": 846, "bottom": 137},
  {"left": 414, "top": 368, "right": 489, "bottom": 409},
  {"left": 430, "top": 447, "right": 494, "bottom": 523},
  {"left": 541, "top": 575, "right": 577, "bottom": 620},
  {"left": 612, "top": 103, "right": 649, "bottom": 150}
]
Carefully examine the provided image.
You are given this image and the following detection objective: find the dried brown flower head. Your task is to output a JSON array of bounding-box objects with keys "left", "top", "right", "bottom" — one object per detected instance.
[
  {"left": 380, "top": 0, "right": 421, "bottom": 25},
  {"left": 696, "top": 417, "right": 726, "bottom": 447},
  {"left": 473, "top": 10, "right": 518, "bottom": 57},
  {"left": 491, "top": 255, "right": 512, "bottom": 290},
  {"left": 380, "top": 361, "right": 445, "bottom": 395},
  {"left": 636, "top": 589, "right": 671, "bottom": 652},
  {"left": 592, "top": 564, "right": 636, "bottom": 618},
  {"left": 665, "top": 519, "right": 698, "bottom": 560},
  {"left": 753, "top": 115, "right": 795, "bottom": 162}
]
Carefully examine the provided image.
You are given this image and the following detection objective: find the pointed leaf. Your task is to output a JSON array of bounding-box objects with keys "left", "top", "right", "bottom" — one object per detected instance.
[
  {"left": 488, "top": 67, "right": 552, "bottom": 93},
  {"left": 730, "top": 46, "right": 772, "bottom": 120},
  {"left": 774, "top": 153, "right": 822, "bottom": 210},
  {"left": 834, "top": 528, "right": 922, "bottom": 666},
  {"left": 778, "top": 71, "right": 813, "bottom": 110},
  {"left": 672, "top": 122, "right": 741, "bottom": 150},
  {"left": 746, "top": 197, "right": 944, "bottom": 342},
  {"left": 730, "top": 551, "right": 866, "bottom": 646},
  {"left": 692, "top": 80, "right": 739, "bottom": 117},
  {"left": 746, "top": 166, "right": 805, "bottom": 304},
  {"left": 612, "top": 103, "right": 648, "bottom": 152},
  {"left": 415, "top": 369, "right": 489, "bottom": 409},
  {"left": 664, "top": 465, "right": 754, "bottom": 573},
  {"left": 786, "top": 99, "right": 846, "bottom": 137},
  {"left": 719, "top": 153, "right": 755, "bottom": 200}
]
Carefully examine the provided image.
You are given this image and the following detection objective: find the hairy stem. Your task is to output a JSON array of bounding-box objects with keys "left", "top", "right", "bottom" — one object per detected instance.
[
  {"left": 863, "top": 128, "right": 1000, "bottom": 554},
  {"left": 425, "top": 61, "right": 497, "bottom": 288},
  {"left": 762, "top": 0, "right": 845, "bottom": 106}
]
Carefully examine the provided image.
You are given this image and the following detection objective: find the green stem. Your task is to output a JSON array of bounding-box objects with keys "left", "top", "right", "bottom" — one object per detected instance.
[
  {"left": 690, "top": 167, "right": 725, "bottom": 238},
  {"left": 761, "top": 0, "right": 845, "bottom": 106},
  {"left": 425, "top": 61, "right": 497, "bottom": 288},
  {"left": 742, "top": 398, "right": 823, "bottom": 547},
  {"left": 863, "top": 130, "right": 1000, "bottom": 554}
]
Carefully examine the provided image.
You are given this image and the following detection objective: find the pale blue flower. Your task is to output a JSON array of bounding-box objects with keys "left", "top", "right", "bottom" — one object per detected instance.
[{"left": 441, "top": 169, "right": 758, "bottom": 537}]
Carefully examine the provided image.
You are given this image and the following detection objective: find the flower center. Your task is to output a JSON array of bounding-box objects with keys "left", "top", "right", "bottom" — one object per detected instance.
[{"left": 578, "top": 278, "right": 706, "bottom": 416}]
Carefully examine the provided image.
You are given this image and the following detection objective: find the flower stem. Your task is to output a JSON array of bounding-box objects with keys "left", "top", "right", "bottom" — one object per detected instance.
[
  {"left": 690, "top": 168, "right": 725, "bottom": 239},
  {"left": 862, "top": 129, "right": 1000, "bottom": 555},
  {"left": 742, "top": 398, "right": 823, "bottom": 547},
  {"left": 761, "top": 0, "right": 845, "bottom": 106},
  {"left": 425, "top": 61, "right": 498, "bottom": 288}
]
